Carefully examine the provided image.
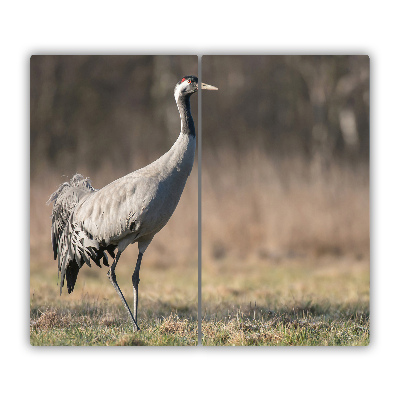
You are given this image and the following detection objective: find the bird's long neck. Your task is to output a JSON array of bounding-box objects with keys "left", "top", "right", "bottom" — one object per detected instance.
[
  {"left": 176, "top": 95, "right": 195, "bottom": 137},
  {"left": 140, "top": 90, "right": 196, "bottom": 181}
]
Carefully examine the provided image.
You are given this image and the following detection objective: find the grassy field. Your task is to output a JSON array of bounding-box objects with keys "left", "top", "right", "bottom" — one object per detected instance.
[
  {"left": 30, "top": 308, "right": 198, "bottom": 346},
  {"left": 202, "top": 256, "right": 369, "bottom": 346},
  {"left": 30, "top": 254, "right": 369, "bottom": 346},
  {"left": 30, "top": 258, "right": 198, "bottom": 346}
]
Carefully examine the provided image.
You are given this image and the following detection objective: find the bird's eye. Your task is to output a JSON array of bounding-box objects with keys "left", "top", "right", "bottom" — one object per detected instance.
[{"left": 188, "top": 80, "right": 191, "bottom": 83}]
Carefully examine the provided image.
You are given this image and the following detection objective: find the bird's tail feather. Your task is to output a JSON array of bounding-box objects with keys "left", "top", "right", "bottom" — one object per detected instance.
[
  {"left": 48, "top": 174, "right": 112, "bottom": 294},
  {"left": 58, "top": 219, "right": 110, "bottom": 294}
]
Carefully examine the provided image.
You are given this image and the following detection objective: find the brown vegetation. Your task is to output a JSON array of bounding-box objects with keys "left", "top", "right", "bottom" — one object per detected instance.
[{"left": 202, "top": 151, "right": 369, "bottom": 264}]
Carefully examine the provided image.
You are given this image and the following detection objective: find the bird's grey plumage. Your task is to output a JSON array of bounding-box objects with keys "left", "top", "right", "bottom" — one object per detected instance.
[
  {"left": 74, "top": 131, "right": 196, "bottom": 254},
  {"left": 47, "top": 174, "right": 112, "bottom": 294},
  {"left": 48, "top": 75, "right": 217, "bottom": 330}
]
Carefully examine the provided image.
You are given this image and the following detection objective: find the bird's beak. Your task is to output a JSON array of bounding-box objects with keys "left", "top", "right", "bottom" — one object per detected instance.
[{"left": 201, "top": 82, "right": 218, "bottom": 90}]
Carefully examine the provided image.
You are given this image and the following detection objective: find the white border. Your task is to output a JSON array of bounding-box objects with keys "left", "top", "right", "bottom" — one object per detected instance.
[{"left": 3, "top": 1, "right": 398, "bottom": 398}]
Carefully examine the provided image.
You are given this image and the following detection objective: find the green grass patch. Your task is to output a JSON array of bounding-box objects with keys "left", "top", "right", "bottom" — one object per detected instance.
[
  {"left": 30, "top": 306, "right": 198, "bottom": 346},
  {"left": 202, "top": 256, "right": 369, "bottom": 346},
  {"left": 201, "top": 303, "right": 369, "bottom": 346},
  {"left": 30, "top": 260, "right": 198, "bottom": 346}
]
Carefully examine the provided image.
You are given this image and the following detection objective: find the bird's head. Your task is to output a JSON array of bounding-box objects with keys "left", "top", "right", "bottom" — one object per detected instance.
[{"left": 174, "top": 75, "right": 218, "bottom": 101}]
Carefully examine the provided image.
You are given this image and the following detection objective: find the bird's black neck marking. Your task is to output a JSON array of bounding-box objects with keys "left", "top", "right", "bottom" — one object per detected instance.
[{"left": 176, "top": 95, "right": 195, "bottom": 137}]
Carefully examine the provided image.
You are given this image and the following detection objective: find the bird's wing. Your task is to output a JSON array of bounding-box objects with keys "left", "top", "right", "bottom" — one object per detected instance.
[
  {"left": 74, "top": 172, "right": 158, "bottom": 246},
  {"left": 47, "top": 174, "right": 97, "bottom": 260},
  {"left": 48, "top": 174, "right": 113, "bottom": 294}
]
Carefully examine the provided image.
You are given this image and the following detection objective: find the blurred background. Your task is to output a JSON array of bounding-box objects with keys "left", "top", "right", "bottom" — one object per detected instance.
[
  {"left": 30, "top": 56, "right": 199, "bottom": 330},
  {"left": 201, "top": 56, "right": 369, "bottom": 335},
  {"left": 202, "top": 55, "right": 369, "bottom": 260}
]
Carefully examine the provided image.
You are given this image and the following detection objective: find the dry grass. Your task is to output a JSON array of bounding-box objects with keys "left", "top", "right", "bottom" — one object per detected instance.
[
  {"left": 30, "top": 253, "right": 198, "bottom": 345},
  {"left": 200, "top": 150, "right": 369, "bottom": 345},
  {"left": 30, "top": 306, "right": 198, "bottom": 346},
  {"left": 202, "top": 257, "right": 369, "bottom": 346},
  {"left": 202, "top": 150, "right": 369, "bottom": 263},
  {"left": 201, "top": 311, "right": 369, "bottom": 346}
]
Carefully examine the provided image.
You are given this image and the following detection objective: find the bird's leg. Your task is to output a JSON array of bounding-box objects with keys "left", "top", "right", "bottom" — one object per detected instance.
[
  {"left": 132, "top": 252, "right": 143, "bottom": 324},
  {"left": 107, "top": 250, "right": 140, "bottom": 332}
]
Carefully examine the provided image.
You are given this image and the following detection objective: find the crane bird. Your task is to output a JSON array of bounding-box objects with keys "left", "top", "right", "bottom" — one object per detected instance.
[{"left": 48, "top": 76, "right": 218, "bottom": 331}]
